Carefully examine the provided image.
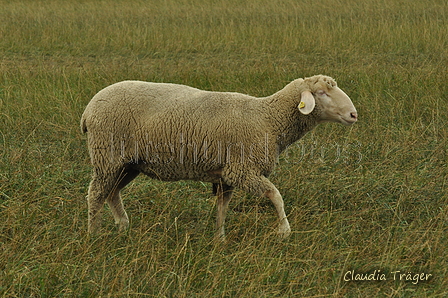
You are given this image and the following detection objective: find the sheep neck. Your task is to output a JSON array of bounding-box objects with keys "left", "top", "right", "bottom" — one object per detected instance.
[{"left": 263, "top": 94, "right": 321, "bottom": 155}]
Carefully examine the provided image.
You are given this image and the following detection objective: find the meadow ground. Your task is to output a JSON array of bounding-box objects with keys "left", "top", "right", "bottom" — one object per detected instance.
[{"left": 0, "top": 0, "right": 447, "bottom": 297}]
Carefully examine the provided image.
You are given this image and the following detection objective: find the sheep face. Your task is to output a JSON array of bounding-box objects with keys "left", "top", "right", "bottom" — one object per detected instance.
[
  {"left": 298, "top": 77, "right": 358, "bottom": 126},
  {"left": 297, "top": 75, "right": 358, "bottom": 125},
  {"left": 315, "top": 86, "right": 358, "bottom": 126}
]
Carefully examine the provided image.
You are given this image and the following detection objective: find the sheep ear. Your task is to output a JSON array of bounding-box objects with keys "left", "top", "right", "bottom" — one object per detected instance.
[{"left": 298, "top": 91, "right": 315, "bottom": 115}]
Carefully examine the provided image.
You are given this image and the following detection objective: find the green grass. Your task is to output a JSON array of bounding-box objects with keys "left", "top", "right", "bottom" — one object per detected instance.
[{"left": 1, "top": 0, "right": 447, "bottom": 296}]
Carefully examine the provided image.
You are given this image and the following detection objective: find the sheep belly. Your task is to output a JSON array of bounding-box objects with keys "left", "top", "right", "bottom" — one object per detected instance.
[{"left": 134, "top": 162, "right": 221, "bottom": 183}]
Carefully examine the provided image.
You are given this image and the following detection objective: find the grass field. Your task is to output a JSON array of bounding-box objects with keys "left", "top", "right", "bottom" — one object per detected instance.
[{"left": 1, "top": 0, "right": 447, "bottom": 297}]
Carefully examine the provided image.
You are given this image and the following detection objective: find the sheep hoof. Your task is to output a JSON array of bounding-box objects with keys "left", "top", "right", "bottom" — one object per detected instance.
[
  {"left": 117, "top": 220, "right": 129, "bottom": 232},
  {"left": 214, "top": 231, "right": 226, "bottom": 243},
  {"left": 277, "top": 225, "right": 291, "bottom": 239}
]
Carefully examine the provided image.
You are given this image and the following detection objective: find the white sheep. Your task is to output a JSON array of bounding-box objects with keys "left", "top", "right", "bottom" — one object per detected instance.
[{"left": 81, "top": 75, "right": 357, "bottom": 239}]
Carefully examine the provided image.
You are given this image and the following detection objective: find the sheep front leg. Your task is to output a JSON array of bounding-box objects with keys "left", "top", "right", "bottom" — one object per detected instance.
[
  {"left": 238, "top": 176, "right": 291, "bottom": 238},
  {"left": 265, "top": 188, "right": 291, "bottom": 238},
  {"left": 214, "top": 182, "right": 234, "bottom": 241}
]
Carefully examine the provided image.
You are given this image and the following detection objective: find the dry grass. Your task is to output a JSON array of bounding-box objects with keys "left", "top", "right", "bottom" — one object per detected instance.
[{"left": 1, "top": 0, "right": 447, "bottom": 297}]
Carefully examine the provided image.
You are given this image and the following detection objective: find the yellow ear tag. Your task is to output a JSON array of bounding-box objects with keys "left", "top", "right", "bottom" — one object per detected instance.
[{"left": 299, "top": 101, "right": 306, "bottom": 109}]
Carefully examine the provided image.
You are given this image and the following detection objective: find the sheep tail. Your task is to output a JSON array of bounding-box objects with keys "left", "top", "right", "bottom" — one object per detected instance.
[{"left": 80, "top": 114, "right": 88, "bottom": 133}]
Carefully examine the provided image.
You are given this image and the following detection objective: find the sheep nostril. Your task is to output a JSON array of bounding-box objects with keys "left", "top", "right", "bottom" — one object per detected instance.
[{"left": 350, "top": 112, "right": 358, "bottom": 120}]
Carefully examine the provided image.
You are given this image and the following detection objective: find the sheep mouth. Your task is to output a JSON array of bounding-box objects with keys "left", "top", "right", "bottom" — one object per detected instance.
[{"left": 339, "top": 114, "right": 358, "bottom": 125}]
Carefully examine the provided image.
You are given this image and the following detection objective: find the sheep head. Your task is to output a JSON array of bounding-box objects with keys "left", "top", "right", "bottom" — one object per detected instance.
[{"left": 298, "top": 75, "right": 358, "bottom": 126}]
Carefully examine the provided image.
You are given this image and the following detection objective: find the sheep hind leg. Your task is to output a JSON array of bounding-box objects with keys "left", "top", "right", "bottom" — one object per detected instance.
[
  {"left": 87, "top": 174, "right": 110, "bottom": 234},
  {"left": 106, "top": 168, "right": 140, "bottom": 232},
  {"left": 213, "top": 182, "right": 234, "bottom": 241}
]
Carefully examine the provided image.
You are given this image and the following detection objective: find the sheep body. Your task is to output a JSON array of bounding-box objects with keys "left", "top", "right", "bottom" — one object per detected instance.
[{"left": 81, "top": 75, "right": 357, "bottom": 238}]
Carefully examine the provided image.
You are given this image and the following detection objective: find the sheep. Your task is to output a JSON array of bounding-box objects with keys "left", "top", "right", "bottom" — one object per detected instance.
[{"left": 80, "top": 75, "right": 358, "bottom": 239}]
